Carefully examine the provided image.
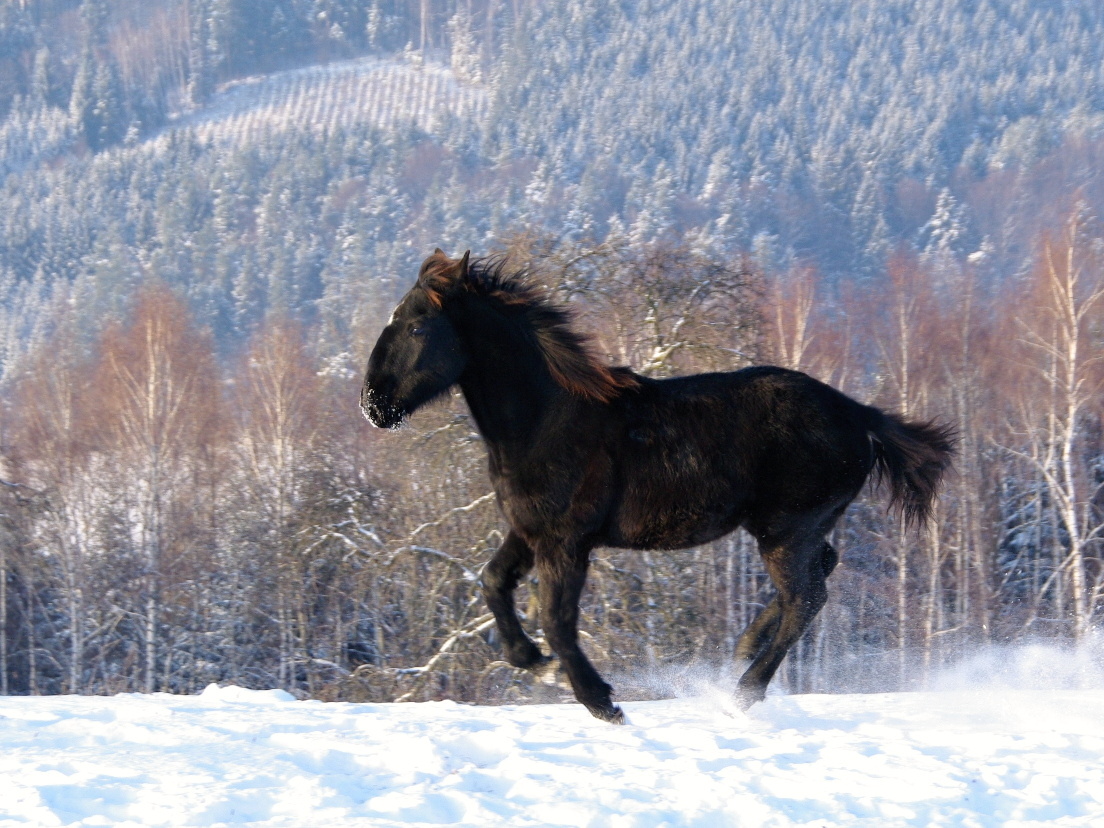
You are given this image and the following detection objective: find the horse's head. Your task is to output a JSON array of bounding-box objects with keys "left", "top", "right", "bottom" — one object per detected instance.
[{"left": 360, "top": 249, "right": 472, "bottom": 428}]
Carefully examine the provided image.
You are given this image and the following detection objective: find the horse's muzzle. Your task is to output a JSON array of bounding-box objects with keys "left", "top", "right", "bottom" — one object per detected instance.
[{"left": 360, "top": 384, "right": 404, "bottom": 429}]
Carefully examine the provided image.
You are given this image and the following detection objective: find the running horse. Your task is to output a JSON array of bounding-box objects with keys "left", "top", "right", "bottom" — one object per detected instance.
[{"left": 361, "top": 249, "right": 955, "bottom": 723}]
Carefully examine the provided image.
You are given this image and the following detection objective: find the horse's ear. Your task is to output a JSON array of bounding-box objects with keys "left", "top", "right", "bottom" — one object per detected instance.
[
  {"left": 434, "top": 247, "right": 445, "bottom": 255},
  {"left": 457, "top": 250, "right": 471, "bottom": 284}
]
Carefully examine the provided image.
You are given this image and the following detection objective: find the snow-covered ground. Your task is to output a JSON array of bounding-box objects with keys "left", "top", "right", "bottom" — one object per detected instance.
[{"left": 2, "top": 647, "right": 1103, "bottom": 827}]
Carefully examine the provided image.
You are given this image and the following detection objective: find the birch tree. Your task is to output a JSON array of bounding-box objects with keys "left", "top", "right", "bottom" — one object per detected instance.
[
  {"left": 9, "top": 319, "right": 97, "bottom": 694},
  {"left": 872, "top": 253, "right": 950, "bottom": 684},
  {"left": 93, "top": 284, "right": 219, "bottom": 693},
  {"left": 1008, "top": 212, "right": 1104, "bottom": 639},
  {"left": 230, "top": 316, "right": 333, "bottom": 693}
]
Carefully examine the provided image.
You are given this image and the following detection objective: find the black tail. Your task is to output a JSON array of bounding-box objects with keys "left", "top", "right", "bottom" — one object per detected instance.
[{"left": 867, "top": 410, "right": 957, "bottom": 527}]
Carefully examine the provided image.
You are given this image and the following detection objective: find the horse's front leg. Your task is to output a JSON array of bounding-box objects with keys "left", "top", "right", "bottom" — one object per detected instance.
[
  {"left": 482, "top": 530, "right": 548, "bottom": 670},
  {"left": 536, "top": 544, "right": 623, "bottom": 724}
]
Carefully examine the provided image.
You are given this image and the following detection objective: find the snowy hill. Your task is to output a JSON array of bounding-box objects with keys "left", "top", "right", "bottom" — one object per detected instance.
[
  {"left": 2, "top": 677, "right": 1102, "bottom": 826},
  {"left": 167, "top": 56, "right": 488, "bottom": 146}
]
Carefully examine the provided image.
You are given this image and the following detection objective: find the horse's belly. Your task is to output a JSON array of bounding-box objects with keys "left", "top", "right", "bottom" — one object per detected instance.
[{"left": 607, "top": 479, "right": 745, "bottom": 550}]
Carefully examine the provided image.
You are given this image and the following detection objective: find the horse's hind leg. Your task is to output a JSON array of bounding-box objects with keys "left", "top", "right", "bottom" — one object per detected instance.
[
  {"left": 482, "top": 530, "right": 546, "bottom": 669},
  {"left": 734, "top": 598, "right": 781, "bottom": 662},
  {"left": 735, "top": 540, "right": 836, "bottom": 663},
  {"left": 818, "top": 540, "right": 839, "bottom": 578},
  {"left": 536, "top": 546, "right": 623, "bottom": 724},
  {"left": 736, "top": 529, "right": 838, "bottom": 708}
]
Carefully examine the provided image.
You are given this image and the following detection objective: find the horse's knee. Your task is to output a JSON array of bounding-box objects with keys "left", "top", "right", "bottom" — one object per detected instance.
[
  {"left": 482, "top": 535, "right": 533, "bottom": 597},
  {"left": 481, "top": 558, "right": 512, "bottom": 596}
]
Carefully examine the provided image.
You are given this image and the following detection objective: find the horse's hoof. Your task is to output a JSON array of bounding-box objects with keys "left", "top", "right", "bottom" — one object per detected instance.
[
  {"left": 733, "top": 687, "right": 764, "bottom": 711},
  {"left": 587, "top": 703, "right": 626, "bottom": 725}
]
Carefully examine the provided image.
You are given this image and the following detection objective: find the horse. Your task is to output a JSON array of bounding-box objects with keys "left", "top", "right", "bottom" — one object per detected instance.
[{"left": 361, "top": 249, "right": 955, "bottom": 724}]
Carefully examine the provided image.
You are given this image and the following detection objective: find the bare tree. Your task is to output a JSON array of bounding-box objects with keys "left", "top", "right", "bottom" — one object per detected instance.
[
  {"left": 763, "top": 264, "right": 820, "bottom": 372},
  {"left": 92, "top": 284, "right": 220, "bottom": 693},
  {"left": 1005, "top": 211, "right": 1104, "bottom": 639},
  {"left": 10, "top": 320, "right": 96, "bottom": 694},
  {"left": 230, "top": 316, "right": 344, "bottom": 694}
]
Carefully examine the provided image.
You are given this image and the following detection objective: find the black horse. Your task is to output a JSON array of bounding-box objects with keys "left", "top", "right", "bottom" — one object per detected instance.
[{"left": 361, "top": 249, "right": 955, "bottom": 724}]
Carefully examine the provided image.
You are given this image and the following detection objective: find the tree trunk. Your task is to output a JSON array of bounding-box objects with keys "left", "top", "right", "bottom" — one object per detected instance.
[
  {"left": 896, "top": 530, "right": 908, "bottom": 689},
  {"left": 27, "top": 564, "right": 38, "bottom": 695},
  {"left": 0, "top": 542, "right": 7, "bottom": 695},
  {"left": 145, "top": 589, "right": 157, "bottom": 694}
]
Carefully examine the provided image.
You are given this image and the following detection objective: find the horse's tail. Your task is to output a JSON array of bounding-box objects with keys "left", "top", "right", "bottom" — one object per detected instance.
[{"left": 865, "top": 409, "right": 957, "bottom": 527}]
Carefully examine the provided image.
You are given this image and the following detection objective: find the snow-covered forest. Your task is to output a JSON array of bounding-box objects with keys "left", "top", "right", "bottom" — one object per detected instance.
[{"left": 0, "top": 0, "right": 1102, "bottom": 703}]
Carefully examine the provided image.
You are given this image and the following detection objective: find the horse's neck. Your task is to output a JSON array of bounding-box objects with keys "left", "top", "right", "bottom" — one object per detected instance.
[
  {"left": 459, "top": 362, "right": 557, "bottom": 448},
  {"left": 456, "top": 321, "right": 562, "bottom": 450}
]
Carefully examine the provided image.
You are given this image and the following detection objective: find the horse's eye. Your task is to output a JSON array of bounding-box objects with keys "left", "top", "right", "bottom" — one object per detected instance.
[{"left": 411, "top": 325, "right": 427, "bottom": 336}]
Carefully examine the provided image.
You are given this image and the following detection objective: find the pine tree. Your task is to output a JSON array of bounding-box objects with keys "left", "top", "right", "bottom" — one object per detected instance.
[
  {"left": 187, "top": 0, "right": 215, "bottom": 107},
  {"left": 89, "top": 57, "right": 126, "bottom": 151},
  {"left": 68, "top": 48, "right": 95, "bottom": 148}
]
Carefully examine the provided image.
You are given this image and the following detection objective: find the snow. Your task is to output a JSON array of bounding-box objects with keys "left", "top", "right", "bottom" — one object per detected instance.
[{"left": 2, "top": 650, "right": 1104, "bottom": 827}]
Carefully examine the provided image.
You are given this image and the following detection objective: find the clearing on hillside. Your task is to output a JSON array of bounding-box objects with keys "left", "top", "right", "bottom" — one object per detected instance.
[{"left": 168, "top": 56, "right": 488, "bottom": 147}]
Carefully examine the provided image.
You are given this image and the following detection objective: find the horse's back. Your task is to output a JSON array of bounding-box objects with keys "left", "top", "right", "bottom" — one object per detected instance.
[
  {"left": 605, "top": 366, "right": 875, "bottom": 548},
  {"left": 719, "top": 367, "right": 877, "bottom": 526}
]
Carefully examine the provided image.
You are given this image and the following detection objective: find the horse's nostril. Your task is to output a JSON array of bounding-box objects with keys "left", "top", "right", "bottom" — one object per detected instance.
[
  {"left": 360, "top": 382, "right": 402, "bottom": 428},
  {"left": 360, "top": 382, "right": 379, "bottom": 417},
  {"left": 362, "top": 397, "right": 380, "bottom": 421},
  {"left": 364, "top": 386, "right": 381, "bottom": 417}
]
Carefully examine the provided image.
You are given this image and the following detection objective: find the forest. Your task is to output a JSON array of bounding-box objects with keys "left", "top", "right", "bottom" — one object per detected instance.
[{"left": 0, "top": 0, "right": 1102, "bottom": 700}]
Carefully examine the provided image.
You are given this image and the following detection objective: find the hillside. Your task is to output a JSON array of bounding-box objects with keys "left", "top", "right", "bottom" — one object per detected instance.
[{"left": 6, "top": 1, "right": 1104, "bottom": 367}]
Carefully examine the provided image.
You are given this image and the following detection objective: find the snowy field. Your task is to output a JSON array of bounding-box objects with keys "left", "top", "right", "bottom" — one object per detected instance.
[{"left": 2, "top": 646, "right": 1103, "bottom": 827}]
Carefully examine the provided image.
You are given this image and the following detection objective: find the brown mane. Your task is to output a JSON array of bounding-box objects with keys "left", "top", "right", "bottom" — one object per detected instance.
[
  {"left": 424, "top": 253, "right": 639, "bottom": 403},
  {"left": 416, "top": 251, "right": 455, "bottom": 308}
]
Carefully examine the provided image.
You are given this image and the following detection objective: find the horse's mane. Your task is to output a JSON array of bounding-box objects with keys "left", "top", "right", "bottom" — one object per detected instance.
[{"left": 427, "top": 255, "right": 639, "bottom": 403}]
